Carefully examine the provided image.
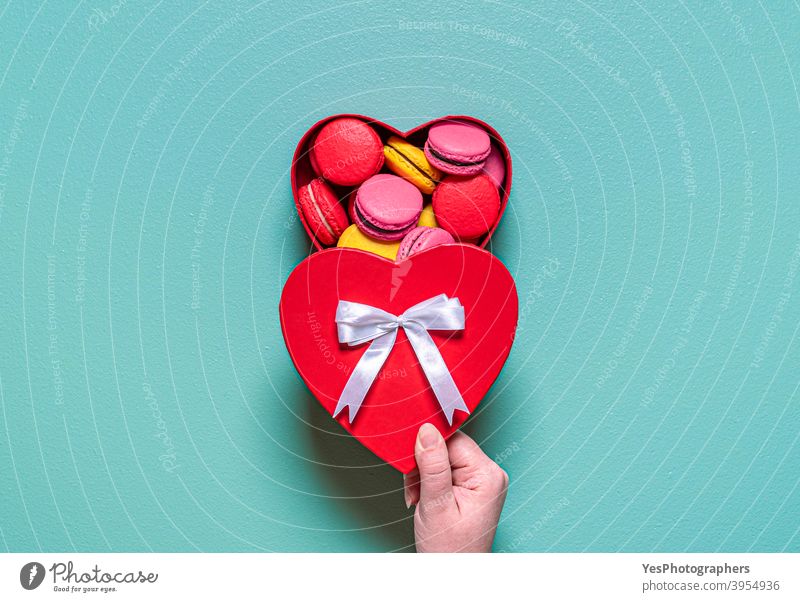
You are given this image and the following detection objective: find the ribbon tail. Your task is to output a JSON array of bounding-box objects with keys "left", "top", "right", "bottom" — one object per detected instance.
[
  {"left": 439, "top": 392, "right": 470, "bottom": 426},
  {"left": 333, "top": 330, "right": 397, "bottom": 423},
  {"left": 405, "top": 325, "right": 469, "bottom": 426}
]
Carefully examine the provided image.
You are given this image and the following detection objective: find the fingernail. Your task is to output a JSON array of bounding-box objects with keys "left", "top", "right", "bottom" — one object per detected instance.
[
  {"left": 418, "top": 423, "right": 440, "bottom": 450},
  {"left": 405, "top": 496, "right": 411, "bottom": 509}
]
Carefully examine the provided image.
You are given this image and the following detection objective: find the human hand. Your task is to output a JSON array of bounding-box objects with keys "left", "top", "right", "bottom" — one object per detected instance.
[{"left": 403, "top": 423, "right": 509, "bottom": 552}]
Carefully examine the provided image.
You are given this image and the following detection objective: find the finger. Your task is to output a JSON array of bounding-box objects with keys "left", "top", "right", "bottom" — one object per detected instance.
[
  {"left": 415, "top": 423, "right": 455, "bottom": 513},
  {"left": 447, "top": 431, "right": 508, "bottom": 492},
  {"left": 445, "top": 431, "right": 492, "bottom": 470},
  {"left": 403, "top": 468, "right": 420, "bottom": 508}
]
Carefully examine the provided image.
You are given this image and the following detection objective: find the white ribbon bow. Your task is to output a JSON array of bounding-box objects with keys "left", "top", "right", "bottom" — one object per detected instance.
[{"left": 333, "top": 294, "right": 470, "bottom": 425}]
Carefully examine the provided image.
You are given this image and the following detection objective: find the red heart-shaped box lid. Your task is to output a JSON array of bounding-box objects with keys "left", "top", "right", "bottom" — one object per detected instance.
[
  {"left": 279, "top": 245, "right": 518, "bottom": 473},
  {"left": 290, "top": 114, "right": 512, "bottom": 250}
]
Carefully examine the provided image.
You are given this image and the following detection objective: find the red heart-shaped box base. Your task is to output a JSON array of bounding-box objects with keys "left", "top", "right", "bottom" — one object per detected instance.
[
  {"left": 291, "top": 114, "right": 512, "bottom": 250},
  {"left": 279, "top": 244, "right": 518, "bottom": 473}
]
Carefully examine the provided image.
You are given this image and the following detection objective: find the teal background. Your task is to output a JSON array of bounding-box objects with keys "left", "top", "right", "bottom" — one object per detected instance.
[{"left": 0, "top": 1, "right": 798, "bottom": 552}]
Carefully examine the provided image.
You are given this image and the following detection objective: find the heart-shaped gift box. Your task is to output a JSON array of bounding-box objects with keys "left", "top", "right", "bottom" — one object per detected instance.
[{"left": 280, "top": 115, "right": 518, "bottom": 473}]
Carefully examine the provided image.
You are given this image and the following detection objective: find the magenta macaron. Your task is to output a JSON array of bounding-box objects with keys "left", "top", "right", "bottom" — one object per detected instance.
[
  {"left": 353, "top": 174, "right": 423, "bottom": 240},
  {"left": 482, "top": 144, "right": 506, "bottom": 188},
  {"left": 424, "top": 121, "right": 491, "bottom": 176},
  {"left": 397, "top": 226, "right": 455, "bottom": 260}
]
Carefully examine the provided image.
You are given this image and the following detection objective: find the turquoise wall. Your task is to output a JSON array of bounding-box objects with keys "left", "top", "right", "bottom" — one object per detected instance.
[{"left": 0, "top": 1, "right": 797, "bottom": 552}]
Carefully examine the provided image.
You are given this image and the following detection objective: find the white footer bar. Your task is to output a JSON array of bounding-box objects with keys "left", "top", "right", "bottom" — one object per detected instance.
[{"left": 1, "top": 553, "right": 796, "bottom": 601}]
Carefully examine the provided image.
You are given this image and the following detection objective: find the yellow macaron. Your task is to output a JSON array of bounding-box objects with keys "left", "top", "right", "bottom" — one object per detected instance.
[
  {"left": 337, "top": 224, "right": 400, "bottom": 260},
  {"left": 417, "top": 204, "right": 438, "bottom": 228},
  {"left": 383, "top": 136, "right": 442, "bottom": 195}
]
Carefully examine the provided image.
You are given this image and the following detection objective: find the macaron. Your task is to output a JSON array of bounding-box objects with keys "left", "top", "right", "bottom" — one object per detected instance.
[
  {"left": 432, "top": 173, "right": 500, "bottom": 241},
  {"left": 383, "top": 135, "right": 442, "bottom": 194},
  {"left": 397, "top": 226, "right": 455, "bottom": 260},
  {"left": 310, "top": 118, "right": 384, "bottom": 186},
  {"left": 417, "top": 203, "right": 438, "bottom": 227},
  {"left": 482, "top": 144, "right": 506, "bottom": 188},
  {"left": 337, "top": 224, "right": 400, "bottom": 260},
  {"left": 424, "top": 121, "right": 491, "bottom": 175},
  {"left": 353, "top": 174, "right": 423, "bottom": 241},
  {"left": 297, "top": 178, "right": 349, "bottom": 246}
]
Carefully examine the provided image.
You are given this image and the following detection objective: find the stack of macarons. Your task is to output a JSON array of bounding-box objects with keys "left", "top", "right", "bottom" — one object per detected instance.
[{"left": 296, "top": 116, "right": 507, "bottom": 261}]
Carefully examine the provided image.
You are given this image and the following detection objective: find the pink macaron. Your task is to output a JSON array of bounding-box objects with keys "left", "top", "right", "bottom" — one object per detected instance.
[
  {"left": 424, "top": 121, "right": 491, "bottom": 176},
  {"left": 297, "top": 178, "right": 349, "bottom": 246},
  {"left": 353, "top": 174, "right": 423, "bottom": 240},
  {"left": 482, "top": 144, "right": 506, "bottom": 188},
  {"left": 397, "top": 226, "right": 455, "bottom": 260}
]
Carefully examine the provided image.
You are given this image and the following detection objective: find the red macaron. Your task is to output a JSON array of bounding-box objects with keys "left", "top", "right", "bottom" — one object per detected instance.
[
  {"left": 309, "top": 117, "right": 384, "bottom": 186},
  {"left": 432, "top": 173, "right": 500, "bottom": 241},
  {"left": 297, "top": 178, "right": 349, "bottom": 246}
]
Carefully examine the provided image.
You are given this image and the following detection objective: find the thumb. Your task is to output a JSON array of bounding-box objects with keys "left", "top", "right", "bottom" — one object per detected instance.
[{"left": 415, "top": 424, "right": 454, "bottom": 512}]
